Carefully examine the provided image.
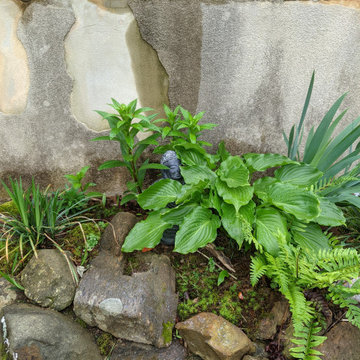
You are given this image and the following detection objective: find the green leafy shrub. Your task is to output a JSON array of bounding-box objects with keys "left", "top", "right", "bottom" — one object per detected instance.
[
  {"left": 284, "top": 71, "right": 360, "bottom": 209},
  {"left": 92, "top": 99, "right": 169, "bottom": 204},
  {"left": 0, "top": 178, "right": 92, "bottom": 272}
]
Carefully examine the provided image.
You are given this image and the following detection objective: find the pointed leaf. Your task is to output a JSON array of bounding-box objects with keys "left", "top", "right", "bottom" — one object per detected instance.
[
  {"left": 314, "top": 197, "right": 345, "bottom": 226},
  {"left": 174, "top": 207, "right": 221, "bottom": 253},
  {"left": 161, "top": 203, "right": 198, "bottom": 225},
  {"left": 275, "top": 163, "right": 323, "bottom": 187},
  {"left": 268, "top": 183, "right": 320, "bottom": 221},
  {"left": 98, "top": 160, "right": 129, "bottom": 170},
  {"left": 215, "top": 179, "right": 254, "bottom": 212},
  {"left": 137, "top": 179, "right": 182, "bottom": 210},
  {"left": 292, "top": 222, "right": 331, "bottom": 252},
  {"left": 255, "top": 207, "right": 287, "bottom": 256},
  {"left": 122, "top": 213, "right": 172, "bottom": 252},
  {"left": 244, "top": 153, "right": 298, "bottom": 172}
]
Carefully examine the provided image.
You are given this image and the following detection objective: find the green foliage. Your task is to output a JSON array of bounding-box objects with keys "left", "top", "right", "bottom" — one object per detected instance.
[
  {"left": 283, "top": 71, "right": 360, "bottom": 209},
  {"left": 250, "top": 240, "right": 360, "bottom": 359},
  {"left": 62, "top": 166, "right": 102, "bottom": 213},
  {"left": 0, "top": 178, "right": 93, "bottom": 273},
  {"left": 162, "top": 321, "right": 174, "bottom": 344},
  {"left": 123, "top": 144, "right": 344, "bottom": 254},
  {"left": 93, "top": 99, "right": 168, "bottom": 203}
]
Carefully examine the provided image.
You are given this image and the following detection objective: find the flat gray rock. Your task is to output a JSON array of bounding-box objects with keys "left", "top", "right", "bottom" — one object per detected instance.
[
  {"left": 21, "top": 249, "right": 78, "bottom": 311},
  {"left": 0, "top": 303, "right": 102, "bottom": 360},
  {"left": 110, "top": 339, "right": 187, "bottom": 360},
  {"left": 74, "top": 252, "right": 178, "bottom": 348}
]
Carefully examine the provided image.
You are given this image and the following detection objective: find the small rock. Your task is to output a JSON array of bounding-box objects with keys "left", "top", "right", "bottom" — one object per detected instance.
[
  {"left": 317, "top": 321, "right": 360, "bottom": 360},
  {"left": 256, "top": 300, "right": 289, "bottom": 340},
  {"left": 110, "top": 339, "right": 187, "bottom": 359},
  {"left": 0, "top": 278, "right": 24, "bottom": 312},
  {"left": 74, "top": 252, "right": 178, "bottom": 347},
  {"left": 100, "top": 212, "right": 138, "bottom": 256},
  {"left": 176, "top": 312, "right": 255, "bottom": 360},
  {"left": 243, "top": 356, "right": 268, "bottom": 360},
  {"left": 0, "top": 303, "right": 102, "bottom": 360},
  {"left": 21, "top": 249, "right": 78, "bottom": 311}
]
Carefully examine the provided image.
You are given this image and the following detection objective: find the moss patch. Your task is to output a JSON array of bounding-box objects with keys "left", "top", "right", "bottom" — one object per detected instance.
[
  {"left": 162, "top": 321, "right": 174, "bottom": 344},
  {"left": 0, "top": 201, "right": 19, "bottom": 217},
  {"left": 96, "top": 332, "right": 116, "bottom": 356}
]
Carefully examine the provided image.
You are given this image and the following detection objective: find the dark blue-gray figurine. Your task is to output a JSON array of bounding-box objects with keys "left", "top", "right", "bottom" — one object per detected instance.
[{"left": 160, "top": 151, "right": 184, "bottom": 245}]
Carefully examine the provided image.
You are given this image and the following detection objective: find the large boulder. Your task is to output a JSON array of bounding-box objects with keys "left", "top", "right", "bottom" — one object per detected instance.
[
  {"left": 110, "top": 339, "right": 187, "bottom": 360},
  {"left": 176, "top": 312, "right": 255, "bottom": 360},
  {"left": 20, "top": 249, "right": 78, "bottom": 311},
  {"left": 74, "top": 252, "right": 178, "bottom": 348},
  {"left": 0, "top": 303, "right": 102, "bottom": 360}
]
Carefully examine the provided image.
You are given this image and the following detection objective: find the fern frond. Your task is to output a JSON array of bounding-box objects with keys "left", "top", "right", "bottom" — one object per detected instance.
[
  {"left": 250, "top": 254, "right": 267, "bottom": 286},
  {"left": 315, "top": 248, "right": 360, "bottom": 284},
  {"left": 291, "top": 317, "right": 326, "bottom": 360}
]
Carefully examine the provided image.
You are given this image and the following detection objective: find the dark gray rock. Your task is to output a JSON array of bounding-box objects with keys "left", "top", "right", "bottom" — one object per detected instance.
[
  {"left": 110, "top": 339, "right": 187, "bottom": 360},
  {"left": 100, "top": 212, "right": 138, "bottom": 256},
  {"left": 0, "top": 303, "right": 102, "bottom": 360},
  {"left": 74, "top": 252, "right": 178, "bottom": 348},
  {"left": 21, "top": 249, "right": 78, "bottom": 311}
]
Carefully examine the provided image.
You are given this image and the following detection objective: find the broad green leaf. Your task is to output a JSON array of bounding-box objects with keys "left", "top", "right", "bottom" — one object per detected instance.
[
  {"left": 161, "top": 203, "right": 197, "bottom": 225},
  {"left": 218, "top": 156, "right": 249, "bottom": 187},
  {"left": 122, "top": 213, "right": 172, "bottom": 252},
  {"left": 176, "top": 182, "right": 207, "bottom": 204},
  {"left": 292, "top": 222, "right": 331, "bottom": 252},
  {"left": 221, "top": 202, "right": 255, "bottom": 248},
  {"left": 255, "top": 207, "right": 287, "bottom": 256},
  {"left": 274, "top": 163, "right": 323, "bottom": 187},
  {"left": 314, "top": 197, "right": 345, "bottom": 226},
  {"left": 137, "top": 179, "right": 182, "bottom": 210},
  {"left": 253, "top": 177, "right": 278, "bottom": 202},
  {"left": 268, "top": 182, "right": 320, "bottom": 221},
  {"left": 98, "top": 160, "right": 129, "bottom": 170},
  {"left": 180, "top": 165, "right": 216, "bottom": 185},
  {"left": 243, "top": 153, "right": 298, "bottom": 172},
  {"left": 175, "top": 147, "right": 207, "bottom": 166},
  {"left": 215, "top": 179, "right": 253, "bottom": 212},
  {"left": 90, "top": 136, "right": 111, "bottom": 141},
  {"left": 216, "top": 141, "right": 230, "bottom": 162},
  {"left": 174, "top": 207, "right": 221, "bottom": 253}
]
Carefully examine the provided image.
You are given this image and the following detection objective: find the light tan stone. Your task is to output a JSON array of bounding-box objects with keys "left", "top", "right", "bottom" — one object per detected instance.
[
  {"left": 65, "top": 0, "right": 168, "bottom": 132},
  {"left": 176, "top": 312, "right": 255, "bottom": 360},
  {"left": 0, "top": 0, "right": 29, "bottom": 114}
]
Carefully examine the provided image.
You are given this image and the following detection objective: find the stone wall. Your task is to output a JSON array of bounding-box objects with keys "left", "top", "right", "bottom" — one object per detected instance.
[{"left": 1, "top": 0, "right": 360, "bottom": 196}]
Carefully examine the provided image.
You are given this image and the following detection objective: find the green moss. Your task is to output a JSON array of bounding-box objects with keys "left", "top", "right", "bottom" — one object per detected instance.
[
  {"left": 75, "top": 317, "right": 87, "bottom": 329},
  {"left": 162, "top": 321, "right": 174, "bottom": 344},
  {"left": 175, "top": 255, "right": 244, "bottom": 325},
  {"left": 0, "top": 201, "right": 19, "bottom": 217},
  {"left": 96, "top": 332, "right": 116, "bottom": 356}
]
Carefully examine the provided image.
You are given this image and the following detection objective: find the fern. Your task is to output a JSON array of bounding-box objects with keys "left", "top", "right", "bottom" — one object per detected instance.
[
  {"left": 250, "top": 255, "right": 267, "bottom": 286},
  {"left": 291, "top": 318, "right": 327, "bottom": 360}
]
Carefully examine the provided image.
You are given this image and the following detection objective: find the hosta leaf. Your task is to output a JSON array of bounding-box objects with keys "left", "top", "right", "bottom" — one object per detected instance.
[
  {"left": 292, "top": 222, "right": 331, "bottom": 252},
  {"left": 275, "top": 163, "right": 323, "bottom": 187},
  {"left": 176, "top": 182, "right": 207, "bottom": 204},
  {"left": 254, "top": 177, "right": 278, "bottom": 202},
  {"left": 174, "top": 207, "right": 221, "bottom": 253},
  {"left": 221, "top": 202, "right": 255, "bottom": 248},
  {"left": 215, "top": 179, "right": 254, "bottom": 212},
  {"left": 255, "top": 207, "right": 288, "bottom": 256},
  {"left": 314, "top": 197, "right": 346, "bottom": 226},
  {"left": 176, "top": 148, "right": 207, "bottom": 166},
  {"left": 122, "top": 213, "right": 172, "bottom": 252},
  {"left": 137, "top": 179, "right": 181, "bottom": 210},
  {"left": 218, "top": 156, "right": 249, "bottom": 187},
  {"left": 243, "top": 153, "right": 298, "bottom": 172},
  {"left": 268, "top": 182, "right": 320, "bottom": 221},
  {"left": 180, "top": 165, "right": 216, "bottom": 185},
  {"left": 161, "top": 203, "right": 198, "bottom": 225}
]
